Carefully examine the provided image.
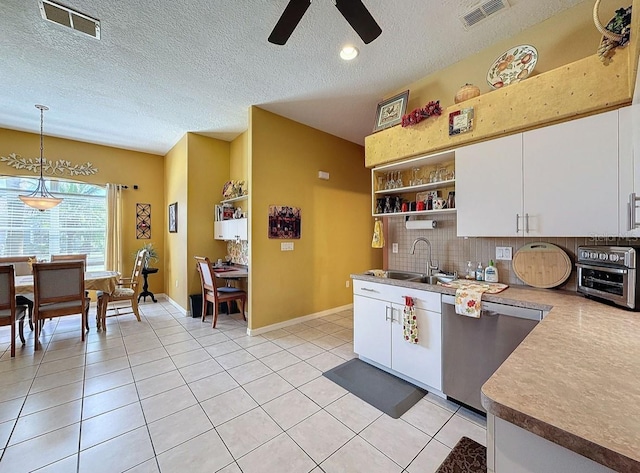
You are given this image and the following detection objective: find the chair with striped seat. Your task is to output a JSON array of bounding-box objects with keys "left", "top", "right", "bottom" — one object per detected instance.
[{"left": 97, "top": 249, "right": 146, "bottom": 331}]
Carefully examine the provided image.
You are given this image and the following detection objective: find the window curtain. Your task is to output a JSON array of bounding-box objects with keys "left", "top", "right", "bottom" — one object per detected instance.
[{"left": 105, "top": 184, "right": 123, "bottom": 273}]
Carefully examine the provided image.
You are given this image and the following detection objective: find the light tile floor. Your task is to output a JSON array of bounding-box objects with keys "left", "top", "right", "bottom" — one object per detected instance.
[{"left": 0, "top": 300, "right": 486, "bottom": 473}]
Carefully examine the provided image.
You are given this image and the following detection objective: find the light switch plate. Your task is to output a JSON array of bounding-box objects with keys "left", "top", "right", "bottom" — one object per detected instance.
[
  {"left": 392, "top": 243, "right": 399, "bottom": 254},
  {"left": 281, "top": 242, "right": 294, "bottom": 251},
  {"left": 496, "top": 246, "right": 512, "bottom": 261}
]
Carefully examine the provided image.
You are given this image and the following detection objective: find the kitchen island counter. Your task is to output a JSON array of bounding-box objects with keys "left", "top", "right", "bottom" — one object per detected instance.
[{"left": 351, "top": 273, "right": 640, "bottom": 472}]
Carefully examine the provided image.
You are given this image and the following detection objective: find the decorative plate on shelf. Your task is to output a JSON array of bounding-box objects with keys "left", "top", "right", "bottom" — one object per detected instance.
[{"left": 486, "top": 44, "right": 538, "bottom": 90}]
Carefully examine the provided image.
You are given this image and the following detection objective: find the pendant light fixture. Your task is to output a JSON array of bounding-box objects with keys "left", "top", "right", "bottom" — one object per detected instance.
[{"left": 19, "top": 105, "right": 63, "bottom": 211}]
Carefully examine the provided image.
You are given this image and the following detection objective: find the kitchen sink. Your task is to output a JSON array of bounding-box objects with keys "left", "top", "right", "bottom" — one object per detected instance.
[
  {"left": 366, "top": 270, "right": 455, "bottom": 285},
  {"left": 384, "top": 270, "right": 425, "bottom": 280},
  {"left": 408, "top": 275, "right": 440, "bottom": 284}
]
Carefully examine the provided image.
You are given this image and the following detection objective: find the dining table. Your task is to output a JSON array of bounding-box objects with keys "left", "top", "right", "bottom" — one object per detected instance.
[{"left": 15, "top": 270, "right": 120, "bottom": 295}]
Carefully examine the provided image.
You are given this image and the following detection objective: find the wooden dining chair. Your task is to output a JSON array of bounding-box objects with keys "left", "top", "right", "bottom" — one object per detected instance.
[
  {"left": 0, "top": 265, "right": 28, "bottom": 357},
  {"left": 50, "top": 254, "right": 87, "bottom": 267},
  {"left": 97, "top": 249, "right": 146, "bottom": 331},
  {"left": 32, "top": 261, "right": 89, "bottom": 350},
  {"left": 195, "top": 256, "right": 246, "bottom": 328},
  {"left": 0, "top": 256, "right": 36, "bottom": 333}
]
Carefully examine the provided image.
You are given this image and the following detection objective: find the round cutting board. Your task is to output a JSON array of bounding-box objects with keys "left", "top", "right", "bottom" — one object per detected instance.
[{"left": 512, "top": 242, "right": 571, "bottom": 288}]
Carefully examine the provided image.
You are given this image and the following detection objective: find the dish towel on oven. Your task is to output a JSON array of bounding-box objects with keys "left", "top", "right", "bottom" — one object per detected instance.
[
  {"left": 454, "top": 284, "right": 490, "bottom": 318},
  {"left": 403, "top": 296, "right": 418, "bottom": 344}
]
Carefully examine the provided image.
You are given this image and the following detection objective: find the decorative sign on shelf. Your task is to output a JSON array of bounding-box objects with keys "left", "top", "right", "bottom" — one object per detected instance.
[
  {"left": 136, "top": 203, "right": 151, "bottom": 239},
  {"left": 268, "top": 205, "right": 301, "bottom": 239},
  {"left": 0, "top": 153, "right": 98, "bottom": 176},
  {"left": 449, "top": 107, "right": 474, "bottom": 136}
]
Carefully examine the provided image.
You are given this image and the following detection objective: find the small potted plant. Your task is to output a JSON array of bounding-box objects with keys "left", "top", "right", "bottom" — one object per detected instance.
[{"left": 135, "top": 243, "right": 159, "bottom": 268}]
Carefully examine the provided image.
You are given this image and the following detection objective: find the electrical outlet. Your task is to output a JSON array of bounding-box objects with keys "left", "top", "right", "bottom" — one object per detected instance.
[
  {"left": 503, "top": 247, "right": 513, "bottom": 260},
  {"left": 345, "top": 280, "right": 350, "bottom": 288},
  {"left": 281, "top": 242, "right": 294, "bottom": 251},
  {"left": 496, "top": 247, "right": 513, "bottom": 261},
  {"left": 392, "top": 243, "right": 399, "bottom": 254}
]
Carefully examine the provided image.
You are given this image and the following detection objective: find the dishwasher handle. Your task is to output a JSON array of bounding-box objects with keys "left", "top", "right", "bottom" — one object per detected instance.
[{"left": 442, "top": 294, "right": 543, "bottom": 321}]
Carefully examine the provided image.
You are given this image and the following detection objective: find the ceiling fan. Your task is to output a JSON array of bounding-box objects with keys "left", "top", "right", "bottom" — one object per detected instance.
[{"left": 268, "top": 0, "right": 382, "bottom": 45}]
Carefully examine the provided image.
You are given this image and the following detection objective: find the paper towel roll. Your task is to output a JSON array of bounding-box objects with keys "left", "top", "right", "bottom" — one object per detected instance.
[{"left": 405, "top": 219, "right": 436, "bottom": 230}]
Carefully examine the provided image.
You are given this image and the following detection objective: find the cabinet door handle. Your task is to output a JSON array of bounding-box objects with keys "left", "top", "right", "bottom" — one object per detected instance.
[
  {"left": 361, "top": 287, "right": 379, "bottom": 293},
  {"left": 385, "top": 305, "right": 392, "bottom": 321},
  {"left": 629, "top": 193, "right": 640, "bottom": 230},
  {"left": 515, "top": 214, "right": 521, "bottom": 234},
  {"left": 525, "top": 213, "right": 530, "bottom": 234}
]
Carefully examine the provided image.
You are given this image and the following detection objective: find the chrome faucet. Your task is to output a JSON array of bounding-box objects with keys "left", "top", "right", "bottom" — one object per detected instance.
[{"left": 410, "top": 237, "right": 438, "bottom": 276}]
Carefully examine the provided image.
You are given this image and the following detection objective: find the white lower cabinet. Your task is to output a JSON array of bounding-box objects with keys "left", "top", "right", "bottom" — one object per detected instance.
[
  {"left": 353, "top": 280, "right": 442, "bottom": 390},
  {"left": 488, "top": 414, "right": 615, "bottom": 473}
]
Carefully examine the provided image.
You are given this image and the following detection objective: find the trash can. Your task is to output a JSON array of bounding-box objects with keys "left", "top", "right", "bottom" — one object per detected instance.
[
  {"left": 189, "top": 294, "right": 209, "bottom": 318},
  {"left": 189, "top": 294, "right": 227, "bottom": 318}
]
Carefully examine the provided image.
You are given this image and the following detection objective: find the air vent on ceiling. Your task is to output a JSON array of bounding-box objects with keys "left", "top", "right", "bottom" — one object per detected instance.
[
  {"left": 38, "top": 0, "right": 100, "bottom": 39},
  {"left": 460, "top": 0, "right": 510, "bottom": 29}
]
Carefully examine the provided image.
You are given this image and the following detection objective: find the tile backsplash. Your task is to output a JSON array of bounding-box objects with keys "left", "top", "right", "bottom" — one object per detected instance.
[
  {"left": 227, "top": 240, "right": 248, "bottom": 265},
  {"left": 385, "top": 214, "right": 621, "bottom": 291}
]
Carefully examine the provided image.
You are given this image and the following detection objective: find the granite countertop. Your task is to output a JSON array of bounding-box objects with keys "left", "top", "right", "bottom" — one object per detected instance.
[{"left": 351, "top": 273, "right": 640, "bottom": 472}]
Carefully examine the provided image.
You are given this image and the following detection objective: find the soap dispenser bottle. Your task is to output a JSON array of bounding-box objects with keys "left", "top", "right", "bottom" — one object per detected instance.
[
  {"left": 476, "top": 262, "right": 484, "bottom": 281},
  {"left": 466, "top": 261, "right": 474, "bottom": 279},
  {"left": 484, "top": 260, "right": 499, "bottom": 283}
]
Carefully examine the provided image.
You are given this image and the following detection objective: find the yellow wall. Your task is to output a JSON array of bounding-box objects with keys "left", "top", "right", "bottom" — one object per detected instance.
[
  {"left": 186, "top": 133, "right": 230, "bottom": 299},
  {"left": 164, "top": 135, "right": 188, "bottom": 305},
  {"left": 394, "top": 0, "right": 626, "bottom": 112},
  {"left": 230, "top": 132, "right": 249, "bottom": 182},
  {"left": 249, "top": 107, "right": 382, "bottom": 329},
  {"left": 0, "top": 128, "right": 165, "bottom": 293}
]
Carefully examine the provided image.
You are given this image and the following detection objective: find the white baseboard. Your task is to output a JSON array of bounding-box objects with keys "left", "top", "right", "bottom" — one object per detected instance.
[
  {"left": 161, "top": 295, "right": 188, "bottom": 316},
  {"left": 247, "top": 303, "right": 353, "bottom": 336}
]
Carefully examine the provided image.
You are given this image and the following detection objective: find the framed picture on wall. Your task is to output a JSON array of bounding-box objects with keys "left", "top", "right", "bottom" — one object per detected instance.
[
  {"left": 168, "top": 202, "right": 178, "bottom": 233},
  {"left": 373, "top": 90, "right": 409, "bottom": 133}
]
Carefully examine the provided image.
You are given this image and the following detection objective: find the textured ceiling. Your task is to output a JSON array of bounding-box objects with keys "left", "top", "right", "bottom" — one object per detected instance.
[{"left": 0, "top": 0, "right": 585, "bottom": 155}]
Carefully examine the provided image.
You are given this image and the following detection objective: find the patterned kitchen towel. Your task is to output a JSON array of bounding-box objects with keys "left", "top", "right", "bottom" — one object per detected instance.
[
  {"left": 455, "top": 285, "right": 489, "bottom": 318},
  {"left": 403, "top": 296, "right": 418, "bottom": 343},
  {"left": 442, "top": 280, "right": 508, "bottom": 294},
  {"left": 371, "top": 219, "right": 385, "bottom": 248}
]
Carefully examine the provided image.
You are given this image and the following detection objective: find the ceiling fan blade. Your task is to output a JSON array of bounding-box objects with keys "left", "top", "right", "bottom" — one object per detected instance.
[
  {"left": 268, "top": 0, "right": 312, "bottom": 45},
  {"left": 334, "top": 0, "right": 381, "bottom": 44}
]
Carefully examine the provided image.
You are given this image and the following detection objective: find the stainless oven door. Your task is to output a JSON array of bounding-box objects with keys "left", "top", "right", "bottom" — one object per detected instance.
[{"left": 576, "top": 263, "right": 634, "bottom": 308}]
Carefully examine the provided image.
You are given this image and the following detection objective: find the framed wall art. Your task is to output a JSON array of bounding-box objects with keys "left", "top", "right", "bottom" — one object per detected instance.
[
  {"left": 136, "top": 203, "right": 151, "bottom": 239},
  {"left": 373, "top": 90, "right": 409, "bottom": 132},
  {"left": 168, "top": 202, "right": 178, "bottom": 233},
  {"left": 449, "top": 107, "right": 474, "bottom": 136},
  {"left": 268, "top": 205, "right": 301, "bottom": 239}
]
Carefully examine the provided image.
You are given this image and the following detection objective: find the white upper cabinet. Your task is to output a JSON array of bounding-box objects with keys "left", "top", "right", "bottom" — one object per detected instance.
[
  {"left": 523, "top": 109, "right": 618, "bottom": 237},
  {"left": 214, "top": 218, "right": 248, "bottom": 241},
  {"left": 456, "top": 134, "right": 523, "bottom": 236},
  {"left": 619, "top": 105, "right": 640, "bottom": 237},
  {"left": 457, "top": 110, "right": 619, "bottom": 237}
]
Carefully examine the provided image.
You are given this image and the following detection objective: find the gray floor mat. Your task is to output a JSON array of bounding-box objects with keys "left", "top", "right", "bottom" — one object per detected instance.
[{"left": 323, "top": 358, "right": 426, "bottom": 418}]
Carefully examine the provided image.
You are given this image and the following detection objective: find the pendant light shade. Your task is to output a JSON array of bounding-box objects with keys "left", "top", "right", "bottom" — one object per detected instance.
[{"left": 19, "top": 105, "right": 63, "bottom": 211}]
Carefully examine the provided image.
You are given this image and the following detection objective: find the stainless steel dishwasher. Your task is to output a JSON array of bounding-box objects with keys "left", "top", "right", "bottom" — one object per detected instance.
[{"left": 441, "top": 294, "right": 544, "bottom": 413}]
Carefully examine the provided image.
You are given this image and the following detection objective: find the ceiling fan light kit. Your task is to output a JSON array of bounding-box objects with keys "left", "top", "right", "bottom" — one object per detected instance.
[{"left": 269, "top": 0, "right": 381, "bottom": 46}]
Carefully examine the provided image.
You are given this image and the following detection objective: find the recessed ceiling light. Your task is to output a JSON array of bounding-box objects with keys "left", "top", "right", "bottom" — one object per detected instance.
[{"left": 340, "top": 46, "right": 359, "bottom": 61}]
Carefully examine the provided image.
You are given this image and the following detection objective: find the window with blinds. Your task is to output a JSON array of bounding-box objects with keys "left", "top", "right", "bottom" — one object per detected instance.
[{"left": 0, "top": 177, "right": 107, "bottom": 269}]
